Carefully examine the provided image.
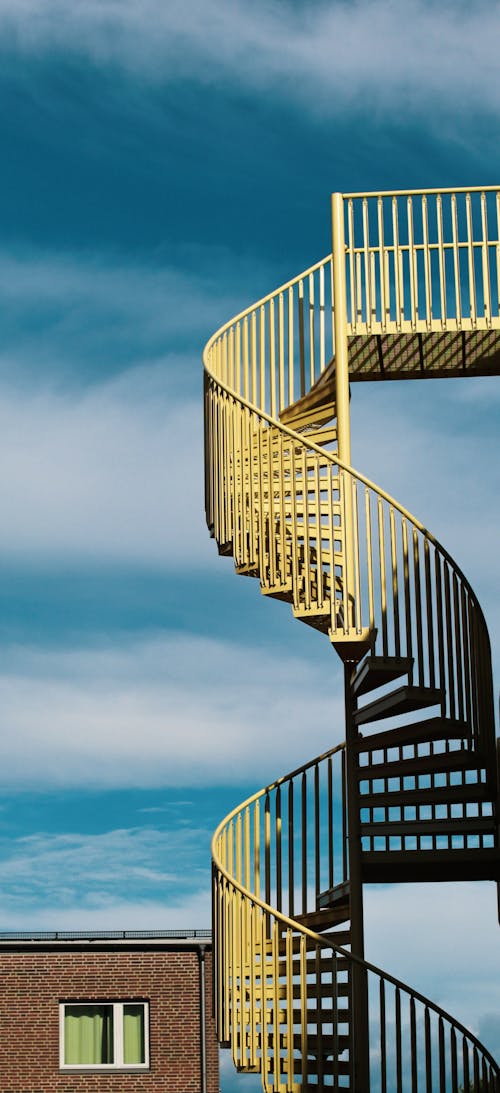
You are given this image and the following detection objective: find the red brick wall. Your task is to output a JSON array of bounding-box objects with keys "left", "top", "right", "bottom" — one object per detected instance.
[{"left": 0, "top": 945, "right": 219, "bottom": 1093}]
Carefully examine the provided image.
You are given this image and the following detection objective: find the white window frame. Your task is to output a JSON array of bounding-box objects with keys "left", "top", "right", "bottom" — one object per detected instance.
[{"left": 59, "top": 1001, "right": 150, "bottom": 1070}]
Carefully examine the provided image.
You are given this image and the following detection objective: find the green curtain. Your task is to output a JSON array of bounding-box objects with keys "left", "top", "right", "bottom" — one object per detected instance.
[
  {"left": 64, "top": 1005, "right": 114, "bottom": 1064},
  {"left": 123, "top": 1004, "right": 145, "bottom": 1064}
]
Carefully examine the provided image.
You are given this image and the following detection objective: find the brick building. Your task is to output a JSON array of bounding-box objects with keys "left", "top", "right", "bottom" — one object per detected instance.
[{"left": 0, "top": 930, "right": 219, "bottom": 1093}]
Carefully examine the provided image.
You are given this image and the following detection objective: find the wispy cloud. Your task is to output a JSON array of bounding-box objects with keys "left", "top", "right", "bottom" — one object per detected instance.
[
  {"left": 0, "top": 0, "right": 498, "bottom": 122},
  {"left": 0, "top": 633, "right": 342, "bottom": 789},
  {"left": 0, "top": 825, "right": 210, "bottom": 920},
  {"left": 0, "top": 367, "right": 210, "bottom": 566},
  {"left": 0, "top": 247, "right": 252, "bottom": 379}
]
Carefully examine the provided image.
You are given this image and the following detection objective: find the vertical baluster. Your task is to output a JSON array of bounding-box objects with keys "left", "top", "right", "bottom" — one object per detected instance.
[
  {"left": 444, "top": 561, "right": 456, "bottom": 721},
  {"left": 422, "top": 194, "right": 432, "bottom": 328},
  {"left": 288, "top": 285, "right": 294, "bottom": 405},
  {"left": 269, "top": 298, "right": 276, "bottom": 419},
  {"left": 436, "top": 193, "right": 447, "bottom": 326},
  {"left": 363, "top": 198, "right": 372, "bottom": 332},
  {"left": 264, "top": 792, "right": 271, "bottom": 908},
  {"left": 402, "top": 519, "right": 413, "bottom": 682},
  {"left": 435, "top": 553, "right": 447, "bottom": 715},
  {"left": 379, "top": 978, "right": 387, "bottom": 1093},
  {"left": 410, "top": 996, "right": 418, "bottom": 1093},
  {"left": 408, "top": 196, "right": 419, "bottom": 329},
  {"left": 453, "top": 572, "right": 465, "bottom": 725},
  {"left": 461, "top": 585, "right": 472, "bottom": 736},
  {"left": 413, "top": 531, "right": 425, "bottom": 687},
  {"left": 251, "top": 311, "right": 257, "bottom": 405},
  {"left": 314, "top": 456, "right": 323, "bottom": 610},
  {"left": 341, "top": 748, "right": 348, "bottom": 880},
  {"left": 462, "top": 1036, "right": 470, "bottom": 1093},
  {"left": 328, "top": 462, "right": 338, "bottom": 636},
  {"left": 352, "top": 479, "right": 363, "bottom": 632},
  {"left": 309, "top": 272, "right": 316, "bottom": 386},
  {"left": 395, "top": 988, "right": 403, "bottom": 1093},
  {"left": 315, "top": 946, "right": 324, "bottom": 1089},
  {"left": 466, "top": 192, "right": 477, "bottom": 326},
  {"left": 328, "top": 754, "right": 334, "bottom": 890},
  {"left": 348, "top": 199, "right": 357, "bottom": 332},
  {"left": 319, "top": 263, "right": 326, "bottom": 372},
  {"left": 425, "top": 1007, "right": 432, "bottom": 1093},
  {"left": 473, "top": 1046, "right": 481, "bottom": 1091},
  {"left": 451, "top": 194, "right": 463, "bottom": 327},
  {"left": 288, "top": 780, "right": 294, "bottom": 919},
  {"left": 378, "top": 195, "right": 387, "bottom": 331},
  {"left": 332, "top": 951, "right": 340, "bottom": 1088},
  {"left": 298, "top": 279, "right": 306, "bottom": 396},
  {"left": 285, "top": 929, "right": 294, "bottom": 1091},
  {"left": 390, "top": 507, "right": 401, "bottom": 657},
  {"left": 378, "top": 498, "right": 389, "bottom": 656},
  {"left": 450, "top": 1027, "right": 459, "bottom": 1093},
  {"left": 301, "top": 771, "right": 308, "bottom": 914},
  {"left": 244, "top": 806, "right": 250, "bottom": 892},
  {"left": 302, "top": 448, "right": 311, "bottom": 611},
  {"left": 439, "top": 1016, "right": 446, "bottom": 1092},
  {"left": 236, "top": 812, "right": 242, "bottom": 886},
  {"left": 278, "top": 291, "right": 285, "bottom": 412},
  {"left": 314, "top": 762, "right": 320, "bottom": 902},
  {"left": 424, "top": 538, "right": 436, "bottom": 690},
  {"left": 481, "top": 191, "right": 492, "bottom": 325},
  {"left": 356, "top": 251, "right": 363, "bottom": 326},
  {"left": 276, "top": 785, "right": 282, "bottom": 913},
  {"left": 300, "top": 935, "right": 308, "bottom": 1089},
  {"left": 259, "top": 304, "right": 266, "bottom": 412},
  {"left": 235, "top": 320, "right": 241, "bottom": 394},
  {"left": 392, "top": 195, "right": 403, "bottom": 329},
  {"left": 254, "top": 799, "right": 260, "bottom": 900},
  {"left": 242, "top": 316, "right": 249, "bottom": 402},
  {"left": 365, "top": 488, "right": 375, "bottom": 636}
]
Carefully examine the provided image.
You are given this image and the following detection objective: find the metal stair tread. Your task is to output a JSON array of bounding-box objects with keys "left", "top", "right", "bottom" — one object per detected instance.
[
  {"left": 360, "top": 815, "right": 495, "bottom": 837},
  {"left": 354, "top": 684, "right": 442, "bottom": 724},
  {"left": 357, "top": 747, "right": 485, "bottom": 781},
  {"left": 352, "top": 655, "right": 413, "bottom": 697},
  {"left": 356, "top": 715, "right": 470, "bottom": 753},
  {"left": 359, "top": 781, "right": 492, "bottom": 807},
  {"left": 361, "top": 846, "right": 500, "bottom": 883}
]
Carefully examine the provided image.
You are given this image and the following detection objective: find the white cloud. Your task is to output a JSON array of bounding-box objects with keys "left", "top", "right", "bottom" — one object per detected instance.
[
  {"left": 0, "top": 367, "right": 211, "bottom": 566},
  {"left": 0, "top": 0, "right": 498, "bottom": 122},
  {"left": 0, "top": 633, "right": 342, "bottom": 788},
  {"left": 0, "top": 825, "right": 211, "bottom": 920}
]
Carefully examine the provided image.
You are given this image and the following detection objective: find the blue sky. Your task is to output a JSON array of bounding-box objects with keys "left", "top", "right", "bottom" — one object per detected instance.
[{"left": 0, "top": 0, "right": 499, "bottom": 1085}]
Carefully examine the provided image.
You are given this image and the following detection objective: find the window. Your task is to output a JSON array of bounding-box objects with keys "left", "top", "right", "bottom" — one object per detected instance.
[{"left": 59, "top": 1002, "right": 149, "bottom": 1069}]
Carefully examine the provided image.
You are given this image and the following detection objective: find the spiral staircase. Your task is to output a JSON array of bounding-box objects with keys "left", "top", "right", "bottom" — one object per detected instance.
[{"left": 203, "top": 188, "right": 500, "bottom": 1091}]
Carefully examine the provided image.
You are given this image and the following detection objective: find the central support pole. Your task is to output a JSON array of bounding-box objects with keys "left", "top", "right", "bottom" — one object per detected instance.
[{"left": 344, "top": 662, "right": 370, "bottom": 1092}]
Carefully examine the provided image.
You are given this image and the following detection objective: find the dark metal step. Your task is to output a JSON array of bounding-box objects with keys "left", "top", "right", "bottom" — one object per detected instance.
[
  {"left": 294, "top": 906, "right": 350, "bottom": 933},
  {"left": 352, "top": 655, "right": 413, "bottom": 697},
  {"left": 359, "top": 781, "right": 491, "bottom": 809},
  {"left": 356, "top": 716, "right": 470, "bottom": 753},
  {"left": 361, "top": 847, "right": 500, "bottom": 884},
  {"left": 357, "top": 748, "right": 483, "bottom": 781},
  {"left": 360, "top": 816, "right": 495, "bottom": 838},
  {"left": 355, "top": 685, "right": 442, "bottom": 725}
]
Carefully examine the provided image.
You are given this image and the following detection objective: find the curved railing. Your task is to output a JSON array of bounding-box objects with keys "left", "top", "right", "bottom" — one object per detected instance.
[
  {"left": 212, "top": 746, "right": 500, "bottom": 1090},
  {"left": 204, "top": 188, "right": 500, "bottom": 1090}
]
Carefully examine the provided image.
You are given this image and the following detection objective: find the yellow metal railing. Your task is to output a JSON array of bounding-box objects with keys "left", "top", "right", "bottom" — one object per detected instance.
[
  {"left": 343, "top": 187, "right": 500, "bottom": 334},
  {"left": 212, "top": 747, "right": 500, "bottom": 1091},
  {"left": 204, "top": 187, "right": 500, "bottom": 1091}
]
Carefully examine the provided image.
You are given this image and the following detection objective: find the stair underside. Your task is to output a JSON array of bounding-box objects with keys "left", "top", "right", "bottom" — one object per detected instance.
[
  {"left": 355, "top": 685, "right": 442, "bottom": 725},
  {"left": 362, "top": 846, "right": 500, "bottom": 883}
]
